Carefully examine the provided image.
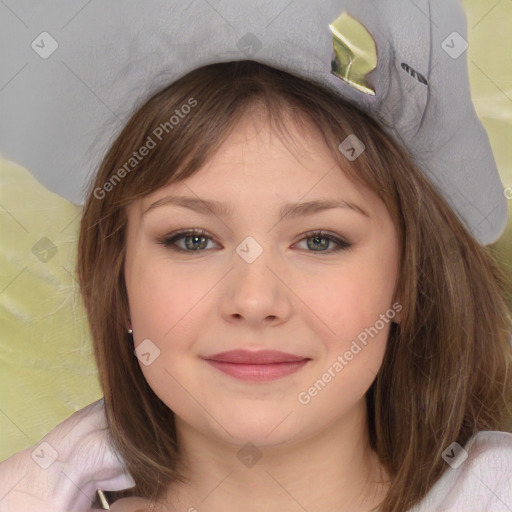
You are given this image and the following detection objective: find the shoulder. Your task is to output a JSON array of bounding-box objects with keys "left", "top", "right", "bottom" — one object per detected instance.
[
  {"left": 409, "top": 431, "right": 512, "bottom": 511},
  {"left": 466, "top": 429, "right": 512, "bottom": 453},
  {"left": 108, "top": 496, "right": 153, "bottom": 512},
  {"left": 463, "top": 430, "right": 512, "bottom": 478}
]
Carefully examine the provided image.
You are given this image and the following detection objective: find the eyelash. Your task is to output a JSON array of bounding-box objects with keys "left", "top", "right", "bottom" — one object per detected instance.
[{"left": 157, "top": 228, "right": 352, "bottom": 254}]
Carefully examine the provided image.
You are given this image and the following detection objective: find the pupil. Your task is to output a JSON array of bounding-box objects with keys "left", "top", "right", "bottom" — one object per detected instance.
[
  {"left": 309, "top": 236, "right": 328, "bottom": 251},
  {"left": 186, "top": 235, "right": 206, "bottom": 250}
]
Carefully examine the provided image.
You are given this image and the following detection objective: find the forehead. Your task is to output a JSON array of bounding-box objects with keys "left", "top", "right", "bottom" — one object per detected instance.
[
  {"left": 140, "top": 110, "right": 363, "bottom": 202},
  {"left": 124, "top": 102, "right": 387, "bottom": 226}
]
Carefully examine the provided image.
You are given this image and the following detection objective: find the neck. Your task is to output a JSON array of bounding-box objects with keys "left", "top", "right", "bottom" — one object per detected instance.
[{"left": 156, "top": 402, "right": 391, "bottom": 512}]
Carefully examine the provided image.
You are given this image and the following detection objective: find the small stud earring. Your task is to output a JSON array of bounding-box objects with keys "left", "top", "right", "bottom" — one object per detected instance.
[{"left": 128, "top": 328, "right": 133, "bottom": 334}]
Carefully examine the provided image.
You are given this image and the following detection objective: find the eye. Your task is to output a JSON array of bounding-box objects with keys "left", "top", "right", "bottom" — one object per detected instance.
[
  {"left": 158, "top": 228, "right": 218, "bottom": 252},
  {"left": 293, "top": 230, "right": 352, "bottom": 253},
  {"left": 157, "top": 229, "right": 352, "bottom": 254}
]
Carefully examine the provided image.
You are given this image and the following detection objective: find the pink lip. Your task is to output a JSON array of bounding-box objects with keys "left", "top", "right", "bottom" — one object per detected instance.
[
  {"left": 202, "top": 350, "right": 310, "bottom": 382},
  {"left": 204, "top": 349, "right": 307, "bottom": 364},
  {"left": 204, "top": 359, "right": 309, "bottom": 381}
]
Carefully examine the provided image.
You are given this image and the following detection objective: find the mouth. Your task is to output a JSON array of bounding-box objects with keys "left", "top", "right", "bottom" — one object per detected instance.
[{"left": 201, "top": 350, "right": 311, "bottom": 382}]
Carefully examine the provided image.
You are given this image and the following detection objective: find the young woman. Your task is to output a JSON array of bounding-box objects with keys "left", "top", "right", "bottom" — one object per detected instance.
[
  {"left": 73, "top": 60, "right": 511, "bottom": 511},
  {"left": 1, "top": 2, "right": 511, "bottom": 511}
]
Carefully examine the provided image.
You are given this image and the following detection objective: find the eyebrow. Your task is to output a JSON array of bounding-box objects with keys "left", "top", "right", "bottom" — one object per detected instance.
[{"left": 143, "top": 195, "right": 370, "bottom": 220}]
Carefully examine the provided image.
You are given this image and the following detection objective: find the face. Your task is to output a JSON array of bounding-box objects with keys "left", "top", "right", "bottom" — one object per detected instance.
[{"left": 124, "top": 108, "right": 401, "bottom": 449}]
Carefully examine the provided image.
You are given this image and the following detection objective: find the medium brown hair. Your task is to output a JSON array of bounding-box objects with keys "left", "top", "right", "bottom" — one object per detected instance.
[{"left": 77, "top": 60, "right": 512, "bottom": 511}]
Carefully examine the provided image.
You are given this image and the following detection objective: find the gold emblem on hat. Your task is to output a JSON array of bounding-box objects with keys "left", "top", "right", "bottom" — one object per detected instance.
[{"left": 329, "top": 11, "right": 377, "bottom": 95}]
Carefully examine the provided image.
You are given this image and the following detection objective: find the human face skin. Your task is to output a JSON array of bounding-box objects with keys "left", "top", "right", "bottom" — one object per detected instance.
[{"left": 123, "top": 107, "right": 400, "bottom": 512}]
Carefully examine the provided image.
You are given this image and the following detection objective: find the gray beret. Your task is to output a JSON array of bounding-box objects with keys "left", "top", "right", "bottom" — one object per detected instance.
[{"left": 0, "top": 0, "right": 507, "bottom": 243}]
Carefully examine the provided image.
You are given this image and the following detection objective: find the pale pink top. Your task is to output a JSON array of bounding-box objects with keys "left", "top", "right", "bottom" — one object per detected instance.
[{"left": 406, "top": 431, "right": 512, "bottom": 511}]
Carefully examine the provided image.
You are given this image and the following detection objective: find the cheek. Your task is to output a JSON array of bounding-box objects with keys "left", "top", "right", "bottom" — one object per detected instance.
[
  {"left": 126, "top": 259, "right": 210, "bottom": 411},
  {"left": 127, "top": 257, "right": 209, "bottom": 337},
  {"left": 127, "top": 261, "right": 168, "bottom": 334},
  {"left": 305, "top": 250, "right": 398, "bottom": 377},
  {"left": 303, "top": 264, "right": 395, "bottom": 407},
  {"left": 314, "top": 261, "right": 397, "bottom": 337}
]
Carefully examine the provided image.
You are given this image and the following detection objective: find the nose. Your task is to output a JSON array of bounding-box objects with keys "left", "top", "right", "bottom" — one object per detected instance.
[{"left": 219, "top": 244, "right": 293, "bottom": 327}]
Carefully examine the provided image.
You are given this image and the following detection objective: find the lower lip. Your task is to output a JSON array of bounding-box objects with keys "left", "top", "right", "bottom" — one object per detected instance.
[{"left": 204, "top": 359, "right": 310, "bottom": 381}]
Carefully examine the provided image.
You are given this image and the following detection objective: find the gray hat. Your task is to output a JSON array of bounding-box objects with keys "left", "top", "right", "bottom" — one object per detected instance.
[{"left": 0, "top": 0, "right": 507, "bottom": 244}]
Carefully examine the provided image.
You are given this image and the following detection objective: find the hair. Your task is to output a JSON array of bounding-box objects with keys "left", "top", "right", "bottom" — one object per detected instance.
[{"left": 77, "top": 60, "right": 512, "bottom": 512}]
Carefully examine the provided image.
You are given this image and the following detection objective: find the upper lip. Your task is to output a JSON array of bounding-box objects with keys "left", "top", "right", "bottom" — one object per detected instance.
[{"left": 203, "top": 349, "right": 309, "bottom": 364}]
